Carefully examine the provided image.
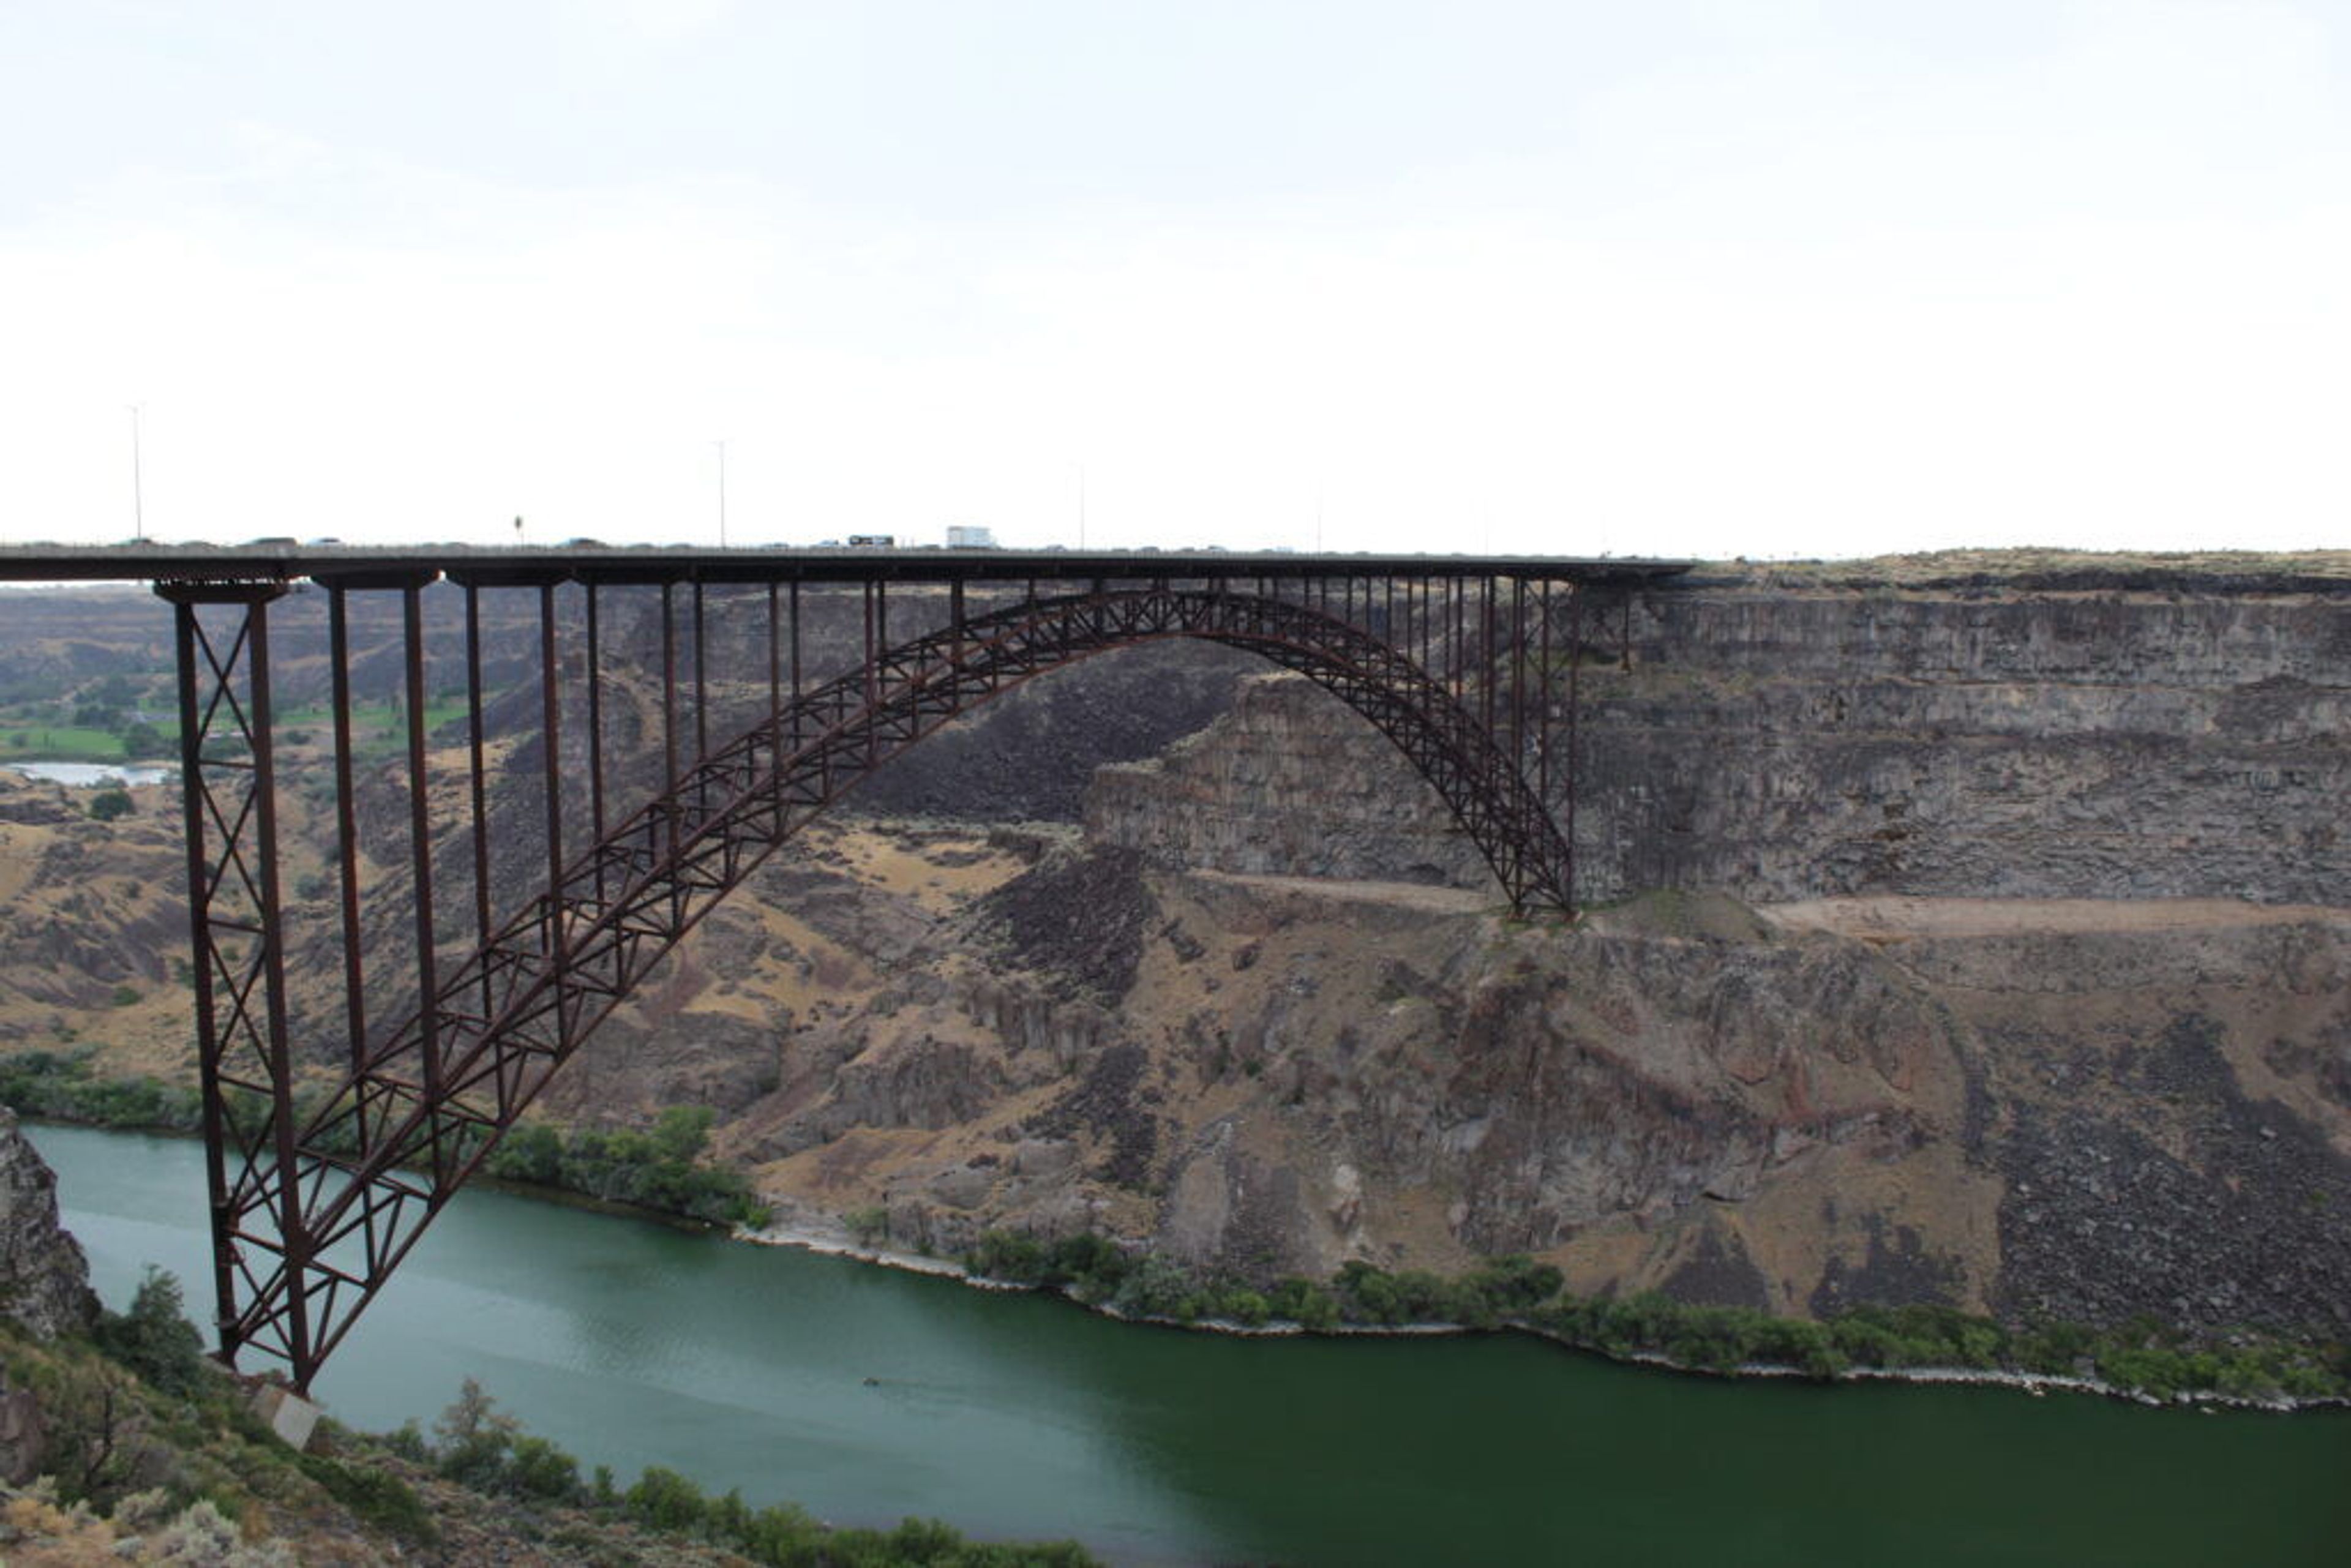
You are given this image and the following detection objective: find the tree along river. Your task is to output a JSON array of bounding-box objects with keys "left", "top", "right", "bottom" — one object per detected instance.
[{"left": 30, "top": 1123, "right": 2348, "bottom": 1567}]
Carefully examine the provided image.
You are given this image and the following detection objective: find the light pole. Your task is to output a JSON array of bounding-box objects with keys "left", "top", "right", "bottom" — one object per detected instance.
[{"left": 130, "top": 405, "right": 144, "bottom": 541}]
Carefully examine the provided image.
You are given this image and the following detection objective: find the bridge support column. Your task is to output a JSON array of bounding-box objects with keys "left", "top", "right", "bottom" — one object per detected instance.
[{"left": 157, "top": 578, "right": 312, "bottom": 1379}]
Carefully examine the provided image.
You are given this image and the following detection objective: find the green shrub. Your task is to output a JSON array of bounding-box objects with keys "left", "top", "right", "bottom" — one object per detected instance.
[
  {"left": 92, "top": 1267, "right": 208, "bottom": 1396},
  {"left": 2098, "top": 1346, "right": 2189, "bottom": 1401},
  {"left": 436, "top": 1419, "right": 518, "bottom": 1490},
  {"left": 379, "top": 1419, "right": 430, "bottom": 1462},
  {"left": 299, "top": 1452, "right": 439, "bottom": 1545},
  {"left": 1109, "top": 1255, "right": 1194, "bottom": 1319},
  {"left": 1213, "top": 1287, "right": 1270, "bottom": 1327},
  {"left": 1044, "top": 1232, "right": 1133, "bottom": 1297},
  {"left": 626, "top": 1464, "right": 709, "bottom": 1532},
  {"left": 740, "top": 1499, "right": 826, "bottom": 1559},
  {"left": 0, "top": 1051, "right": 203, "bottom": 1132},
  {"left": 121, "top": 721, "right": 170, "bottom": 759},
  {"left": 1462, "top": 1255, "right": 1565, "bottom": 1315},
  {"left": 487, "top": 1122, "right": 564, "bottom": 1185},
  {"left": 967, "top": 1230, "right": 1048, "bottom": 1284},
  {"left": 1332, "top": 1261, "right": 1404, "bottom": 1325},
  {"left": 1827, "top": 1316, "right": 1907, "bottom": 1368},
  {"left": 1270, "top": 1276, "right": 1340, "bottom": 1330},
  {"left": 506, "top": 1433, "right": 580, "bottom": 1500},
  {"left": 478, "top": 1108, "right": 770, "bottom": 1228}
]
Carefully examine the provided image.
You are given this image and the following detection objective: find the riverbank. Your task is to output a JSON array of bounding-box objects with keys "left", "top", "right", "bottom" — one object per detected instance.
[
  {"left": 36, "top": 1118, "right": 2351, "bottom": 1568},
  {"left": 11, "top": 1050, "right": 2345, "bottom": 1416},
  {"left": 737, "top": 1211, "right": 2351, "bottom": 1413},
  {"left": 0, "top": 1052, "right": 767, "bottom": 1228},
  {"left": 763, "top": 1207, "right": 2154, "bottom": 1402},
  {"left": 0, "top": 1312, "right": 1105, "bottom": 1568}
]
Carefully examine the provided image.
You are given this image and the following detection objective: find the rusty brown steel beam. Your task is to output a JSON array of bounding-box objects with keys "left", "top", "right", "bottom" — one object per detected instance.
[
  {"left": 583, "top": 585, "right": 603, "bottom": 840},
  {"left": 399, "top": 583, "right": 443, "bottom": 1195},
  {"left": 326, "top": 586, "right": 368, "bottom": 1080},
  {"left": 767, "top": 582, "right": 781, "bottom": 738},
  {"left": 465, "top": 585, "right": 493, "bottom": 1008},
  {"left": 692, "top": 580, "right": 708, "bottom": 764},
  {"left": 1567, "top": 585, "right": 1584, "bottom": 912},
  {"left": 539, "top": 582, "right": 565, "bottom": 976},
  {"left": 1536, "top": 580, "right": 1551, "bottom": 810}
]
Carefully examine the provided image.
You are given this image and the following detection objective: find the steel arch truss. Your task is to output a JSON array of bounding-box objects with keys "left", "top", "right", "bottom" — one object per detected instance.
[{"left": 173, "top": 581, "right": 1595, "bottom": 1388}]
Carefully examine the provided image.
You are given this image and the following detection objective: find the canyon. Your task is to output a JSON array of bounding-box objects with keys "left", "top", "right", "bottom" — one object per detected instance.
[{"left": 2, "top": 552, "right": 2346, "bottom": 1340}]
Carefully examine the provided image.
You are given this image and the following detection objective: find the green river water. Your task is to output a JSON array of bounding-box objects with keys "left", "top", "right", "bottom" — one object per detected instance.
[{"left": 28, "top": 1123, "right": 2347, "bottom": 1566}]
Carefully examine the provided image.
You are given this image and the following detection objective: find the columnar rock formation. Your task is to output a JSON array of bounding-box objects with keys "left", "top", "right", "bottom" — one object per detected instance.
[
  {"left": 1089, "top": 566, "right": 2351, "bottom": 908},
  {"left": 1578, "top": 573, "right": 2349, "bottom": 904}
]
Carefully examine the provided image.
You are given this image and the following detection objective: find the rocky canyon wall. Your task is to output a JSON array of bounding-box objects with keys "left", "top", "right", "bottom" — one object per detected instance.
[
  {"left": 624, "top": 833, "right": 2351, "bottom": 1339},
  {"left": 0, "top": 1107, "right": 96, "bottom": 1340},
  {"left": 1090, "top": 569, "right": 2351, "bottom": 909},
  {"left": 1580, "top": 575, "right": 2349, "bottom": 904}
]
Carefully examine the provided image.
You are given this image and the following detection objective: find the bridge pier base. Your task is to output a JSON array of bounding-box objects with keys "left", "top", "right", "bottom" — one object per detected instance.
[{"left": 249, "top": 1382, "right": 323, "bottom": 1452}]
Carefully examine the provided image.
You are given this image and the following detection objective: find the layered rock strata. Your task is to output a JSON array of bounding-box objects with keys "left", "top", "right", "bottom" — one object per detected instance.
[{"left": 1088, "top": 572, "right": 2350, "bottom": 909}]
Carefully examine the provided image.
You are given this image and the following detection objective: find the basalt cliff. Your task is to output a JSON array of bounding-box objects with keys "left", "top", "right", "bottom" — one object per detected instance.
[{"left": 3, "top": 553, "right": 2347, "bottom": 1338}]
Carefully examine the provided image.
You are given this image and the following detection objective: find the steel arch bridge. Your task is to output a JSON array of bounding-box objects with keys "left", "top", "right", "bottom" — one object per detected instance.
[{"left": 1, "top": 544, "right": 1688, "bottom": 1388}]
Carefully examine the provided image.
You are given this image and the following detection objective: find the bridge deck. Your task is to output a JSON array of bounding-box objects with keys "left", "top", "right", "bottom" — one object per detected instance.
[{"left": 0, "top": 542, "right": 1693, "bottom": 587}]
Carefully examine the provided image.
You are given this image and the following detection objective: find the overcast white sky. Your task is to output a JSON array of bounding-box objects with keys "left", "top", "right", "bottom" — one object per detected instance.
[{"left": 2, "top": 1, "right": 2345, "bottom": 559}]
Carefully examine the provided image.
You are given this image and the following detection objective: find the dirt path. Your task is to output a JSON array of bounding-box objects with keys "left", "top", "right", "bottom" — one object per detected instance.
[
  {"left": 1193, "top": 869, "right": 1492, "bottom": 913},
  {"left": 1763, "top": 895, "right": 2351, "bottom": 940}
]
